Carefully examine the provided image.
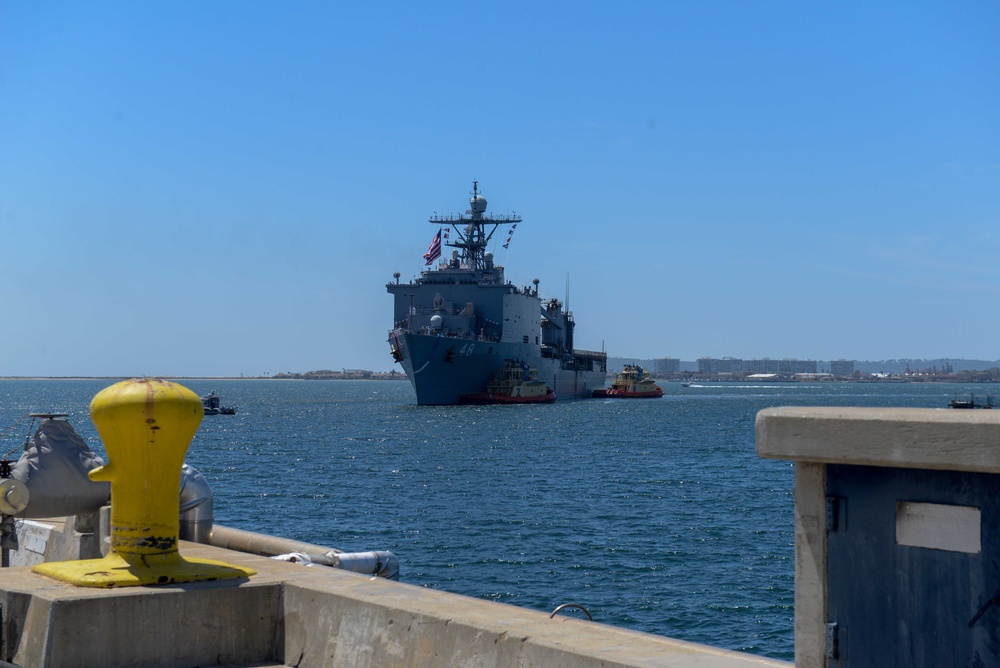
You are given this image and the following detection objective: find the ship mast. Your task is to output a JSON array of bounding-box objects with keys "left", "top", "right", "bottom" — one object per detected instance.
[{"left": 428, "top": 181, "right": 522, "bottom": 273}]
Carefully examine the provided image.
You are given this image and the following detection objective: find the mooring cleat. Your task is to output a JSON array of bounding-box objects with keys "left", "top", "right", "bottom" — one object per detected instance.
[{"left": 32, "top": 379, "right": 255, "bottom": 587}]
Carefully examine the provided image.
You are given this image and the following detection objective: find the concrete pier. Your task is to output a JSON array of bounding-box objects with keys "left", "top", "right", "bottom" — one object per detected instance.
[{"left": 0, "top": 536, "right": 787, "bottom": 668}]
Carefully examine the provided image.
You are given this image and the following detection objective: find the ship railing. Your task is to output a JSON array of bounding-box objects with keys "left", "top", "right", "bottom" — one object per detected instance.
[
  {"left": 573, "top": 349, "right": 608, "bottom": 361},
  {"left": 443, "top": 330, "right": 501, "bottom": 343},
  {"left": 429, "top": 213, "right": 523, "bottom": 224},
  {"left": 409, "top": 307, "right": 472, "bottom": 316},
  {"left": 390, "top": 326, "right": 499, "bottom": 344}
]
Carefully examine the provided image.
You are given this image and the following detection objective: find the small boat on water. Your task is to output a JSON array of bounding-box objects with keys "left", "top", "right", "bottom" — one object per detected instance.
[
  {"left": 592, "top": 364, "right": 664, "bottom": 399},
  {"left": 460, "top": 359, "right": 556, "bottom": 404},
  {"left": 202, "top": 391, "right": 237, "bottom": 415},
  {"left": 948, "top": 393, "right": 993, "bottom": 409}
]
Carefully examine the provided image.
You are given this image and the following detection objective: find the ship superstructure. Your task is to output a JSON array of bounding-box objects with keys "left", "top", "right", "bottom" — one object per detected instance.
[{"left": 387, "top": 182, "right": 606, "bottom": 405}]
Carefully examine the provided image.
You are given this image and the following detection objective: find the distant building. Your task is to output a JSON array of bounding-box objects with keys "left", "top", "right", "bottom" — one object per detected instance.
[
  {"left": 830, "top": 359, "right": 855, "bottom": 377},
  {"left": 654, "top": 357, "right": 680, "bottom": 375},
  {"left": 745, "top": 358, "right": 781, "bottom": 374},
  {"left": 696, "top": 357, "right": 818, "bottom": 377},
  {"left": 779, "top": 359, "right": 817, "bottom": 375},
  {"left": 697, "top": 357, "right": 743, "bottom": 375}
]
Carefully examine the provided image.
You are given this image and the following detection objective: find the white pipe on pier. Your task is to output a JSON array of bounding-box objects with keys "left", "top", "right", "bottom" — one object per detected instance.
[{"left": 205, "top": 523, "right": 400, "bottom": 580}]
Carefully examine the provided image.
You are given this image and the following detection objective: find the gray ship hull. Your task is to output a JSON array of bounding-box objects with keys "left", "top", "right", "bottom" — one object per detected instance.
[{"left": 395, "top": 332, "right": 604, "bottom": 405}]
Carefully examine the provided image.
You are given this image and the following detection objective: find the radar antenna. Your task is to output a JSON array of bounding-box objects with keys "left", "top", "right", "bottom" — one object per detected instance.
[{"left": 428, "top": 182, "right": 522, "bottom": 273}]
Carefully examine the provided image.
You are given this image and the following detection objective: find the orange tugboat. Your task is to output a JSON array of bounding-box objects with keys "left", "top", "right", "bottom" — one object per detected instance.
[
  {"left": 460, "top": 359, "right": 557, "bottom": 404},
  {"left": 592, "top": 364, "right": 664, "bottom": 399}
]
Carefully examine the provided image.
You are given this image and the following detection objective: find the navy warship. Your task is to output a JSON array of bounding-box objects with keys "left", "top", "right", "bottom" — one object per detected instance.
[{"left": 387, "top": 182, "right": 607, "bottom": 405}]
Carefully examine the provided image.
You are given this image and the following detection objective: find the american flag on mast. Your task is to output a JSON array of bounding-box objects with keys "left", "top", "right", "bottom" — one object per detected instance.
[{"left": 423, "top": 228, "right": 442, "bottom": 265}]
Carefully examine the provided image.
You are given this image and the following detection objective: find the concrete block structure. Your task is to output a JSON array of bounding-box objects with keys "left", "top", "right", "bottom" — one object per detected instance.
[
  {"left": 757, "top": 406, "right": 1000, "bottom": 667},
  {"left": 0, "top": 534, "right": 789, "bottom": 668}
]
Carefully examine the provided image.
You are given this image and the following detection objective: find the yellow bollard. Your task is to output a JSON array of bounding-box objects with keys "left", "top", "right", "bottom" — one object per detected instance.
[{"left": 32, "top": 379, "right": 255, "bottom": 587}]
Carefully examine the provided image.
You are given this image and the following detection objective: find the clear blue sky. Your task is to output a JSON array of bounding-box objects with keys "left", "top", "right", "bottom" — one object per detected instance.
[{"left": 2, "top": 2, "right": 998, "bottom": 376}]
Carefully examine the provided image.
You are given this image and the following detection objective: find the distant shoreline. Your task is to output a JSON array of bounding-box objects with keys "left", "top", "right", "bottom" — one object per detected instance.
[{"left": 0, "top": 375, "right": 409, "bottom": 381}]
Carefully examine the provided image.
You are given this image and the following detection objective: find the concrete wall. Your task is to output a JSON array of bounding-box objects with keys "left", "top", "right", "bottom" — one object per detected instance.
[
  {"left": 7, "top": 515, "right": 103, "bottom": 568},
  {"left": 0, "top": 541, "right": 788, "bottom": 668}
]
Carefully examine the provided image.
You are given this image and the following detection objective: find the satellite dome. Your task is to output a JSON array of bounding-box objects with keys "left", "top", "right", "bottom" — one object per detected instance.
[
  {"left": 470, "top": 196, "right": 488, "bottom": 214},
  {"left": 430, "top": 314, "right": 443, "bottom": 329},
  {"left": 484, "top": 252, "right": 493, "bottom": 261}
]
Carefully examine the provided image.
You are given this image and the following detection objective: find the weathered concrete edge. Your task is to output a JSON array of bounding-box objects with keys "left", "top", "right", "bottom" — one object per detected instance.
[
  {"left": 755, "top": 406, "right": 1000, "bottom": 472},
  {"left": 238, "top": 543, "right": 791, "bottom": 668},
  {"left": 7, "top": 579, "right": 283, "bottom": 668},
  {"left": 280, "top": 569, "right": 788, "bottom": 668},
  {"left": 1, "top": 542, "right": 791, "bottom": 668}
]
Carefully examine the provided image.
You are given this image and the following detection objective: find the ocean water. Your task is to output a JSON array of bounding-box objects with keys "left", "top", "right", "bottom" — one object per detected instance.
[{"left": 0, "top": 378, "right": 989, "bottom": 661}]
